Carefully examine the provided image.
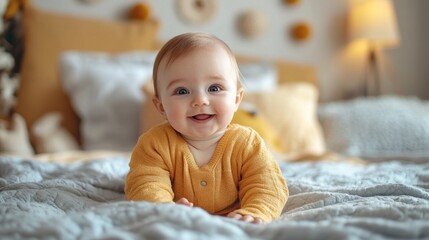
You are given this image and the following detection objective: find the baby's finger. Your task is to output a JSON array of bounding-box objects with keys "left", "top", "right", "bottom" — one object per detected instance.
[
  {"left": 252, "top": 218, "right": 265, "bottom": 224},
  {"left": 227, "top": 212, "right": 243, "bottom": 220},
  {"left": 176, "top": 198, "right": 193, "bottom": 207},
  {"left": 241, "top": 215, "right": 254, "bottom": 223}
]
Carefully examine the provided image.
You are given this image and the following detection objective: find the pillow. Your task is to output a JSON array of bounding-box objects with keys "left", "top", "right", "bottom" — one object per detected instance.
[
  {"left": 60, "top": 51, "right": 157, "bottom": 151},
  {"left": 318, "top": 96, "right": 429, "bottom": 158},
  {"left": 232, "top": 102, "right": 283, "bottom": 153},
  {"left": 238, "top": 61, "right": 277, "bottom": 93},
  {"left": 242, "top": 82, "right": 326, "bottom": 158},
  {"left": 16, "top": 4, "right": 160, "bottom": 145}
]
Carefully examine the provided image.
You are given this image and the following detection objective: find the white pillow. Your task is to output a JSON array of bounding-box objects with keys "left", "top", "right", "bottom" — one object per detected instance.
[
  {"left": 238, "top": 61, "right": 277, "bottom": 93},
  {"left": 60, "top": 51, "right": 157, "bottom": 151},
  {"left": 318, "top": 96, "right": 429, "bottom": 159}
]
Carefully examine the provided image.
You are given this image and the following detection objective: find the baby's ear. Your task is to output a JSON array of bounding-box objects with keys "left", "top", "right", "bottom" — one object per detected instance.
[
  {"left": 235, "top": 88, "right": 244, "bottom": 111},
  {"left": 152, "top": 96, "right": 166, "bottom": 116},
  {"left": 140, "top": 81, "right": 166, "bottom": 133}
]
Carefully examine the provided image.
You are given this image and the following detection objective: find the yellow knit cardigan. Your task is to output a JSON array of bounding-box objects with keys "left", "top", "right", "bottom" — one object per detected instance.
[{"left": 125, "top": 123, "right": 288, "bottom": 221}]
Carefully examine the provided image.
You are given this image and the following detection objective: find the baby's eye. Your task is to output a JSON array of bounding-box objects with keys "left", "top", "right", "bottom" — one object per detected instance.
[
  {"left": 175, "top": 88, "right": 189, "bottom": 95},
  {"left": 208, "top": 85, "right": 222, "bottom": 92}
]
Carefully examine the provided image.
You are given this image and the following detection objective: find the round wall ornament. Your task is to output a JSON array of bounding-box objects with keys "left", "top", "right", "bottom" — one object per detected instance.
[
  {"left": 129, "top": 3, "right": 152, "bottom": 21},
  {"left": 283, "top": 0, "right": 301, "bottom": 6},
  {"left": 237, "top": 10, "right": 267, "bottom": 39},
  {"left": 177, "top": 0, "right": 217, "bottom": 25},
  {"left": 290, "top": 22, "right": 312, "bottom": 42}
]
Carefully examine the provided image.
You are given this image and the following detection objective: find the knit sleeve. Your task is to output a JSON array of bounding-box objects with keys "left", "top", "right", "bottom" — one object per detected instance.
[
  {"left": 234, "top": 129, "right": 289, "bottom": 222},
  {"left": 124, "top": 127, "right": 174, "bottom": 203}
]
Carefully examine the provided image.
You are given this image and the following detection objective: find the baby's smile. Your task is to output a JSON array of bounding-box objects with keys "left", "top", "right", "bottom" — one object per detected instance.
[{"left": 190, "top": 114, "right": 214, "bottom": 122}]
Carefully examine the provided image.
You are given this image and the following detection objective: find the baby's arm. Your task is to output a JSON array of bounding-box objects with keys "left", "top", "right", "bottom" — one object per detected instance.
[
  {"left": 232, "top": 131, "right": 288, "bottom": 222},
  {"left": 125, "top": 135, "right": 174, "bottom": 202}
]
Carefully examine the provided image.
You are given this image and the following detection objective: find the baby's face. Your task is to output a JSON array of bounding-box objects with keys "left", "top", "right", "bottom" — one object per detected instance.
[{"left": 154, "top": 45, "right": 243, "bottom": 141}]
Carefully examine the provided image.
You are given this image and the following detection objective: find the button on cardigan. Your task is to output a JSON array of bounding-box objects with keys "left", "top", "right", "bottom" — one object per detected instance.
[{"left": 125, "top": 123, "right": 288, "bottom": 222}]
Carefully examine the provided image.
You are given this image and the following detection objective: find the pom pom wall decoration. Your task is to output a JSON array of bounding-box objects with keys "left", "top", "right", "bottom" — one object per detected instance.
[
  {"left": 177, "top": 0, "right": 217, "bottom": 25},
  {"left": 129, "top": 2, "right": 152, "bottom": 21},
  {"left": 290, "top": 22, "right": 312, "bottom": 42},
  {"left": 283, "top": 0, "right": 301, "bottom": 6},
  {"left": 237, "top": 10, "right": 267, "bottom": 39}
]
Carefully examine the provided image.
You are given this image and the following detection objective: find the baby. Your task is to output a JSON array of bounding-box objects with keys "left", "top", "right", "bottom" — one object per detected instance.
[{"left": 125, "top": 32, "right": 288, "bottom": 224}]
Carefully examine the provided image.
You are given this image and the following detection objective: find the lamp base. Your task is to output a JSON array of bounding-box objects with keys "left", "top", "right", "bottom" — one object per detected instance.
[{"left": 364, "top": 45, "right": 380, "bottom": 96}]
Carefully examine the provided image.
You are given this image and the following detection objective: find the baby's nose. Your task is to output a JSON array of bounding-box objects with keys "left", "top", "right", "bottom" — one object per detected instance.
[{"left": 192, "top": 92, "right": 209, "bottom": 107}]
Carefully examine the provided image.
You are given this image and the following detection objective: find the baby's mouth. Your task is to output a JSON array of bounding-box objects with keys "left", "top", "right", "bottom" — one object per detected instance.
[{"left": 191, "top": 114, "right": 214, "bottom": 121}]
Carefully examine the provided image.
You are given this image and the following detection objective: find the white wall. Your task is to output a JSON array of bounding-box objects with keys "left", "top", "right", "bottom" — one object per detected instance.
[{"left": 32, "top": 0, "right": 428, "bottom": 102}]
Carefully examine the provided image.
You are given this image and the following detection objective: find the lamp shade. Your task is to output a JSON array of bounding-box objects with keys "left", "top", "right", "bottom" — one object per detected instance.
[{"left": 348, "top": 0, "right": 400, "bottom": 47}]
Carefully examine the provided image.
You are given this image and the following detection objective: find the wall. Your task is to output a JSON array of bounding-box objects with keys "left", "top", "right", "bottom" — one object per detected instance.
[
  {"left": 389, "top": 0, "right": 429, "bottom": 99},
  {"left": 31, "top": 0, "right": 428, "bottom": 102}
]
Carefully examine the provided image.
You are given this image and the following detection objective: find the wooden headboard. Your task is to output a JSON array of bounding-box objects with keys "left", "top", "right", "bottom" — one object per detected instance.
[{"left": 235, "top": 55, "right": 318, "bottom": 87}]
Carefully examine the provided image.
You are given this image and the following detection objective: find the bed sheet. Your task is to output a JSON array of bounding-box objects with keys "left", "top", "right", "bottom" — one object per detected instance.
[{"left": 0, "top": 155, "right": 428, "bottom": 239}]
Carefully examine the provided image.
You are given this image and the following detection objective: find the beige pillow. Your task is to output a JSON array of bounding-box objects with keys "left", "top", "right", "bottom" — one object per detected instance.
[
  {"left": 16, "top": 4, "right": 160, "bottom": 144},
  {"left": 243, "top": 82, "right": 326, "bottom": 158}
]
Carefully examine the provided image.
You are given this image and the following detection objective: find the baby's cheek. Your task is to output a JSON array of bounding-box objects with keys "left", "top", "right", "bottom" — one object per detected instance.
[{"left": 165, "top": 101, "right": 185, "bottom": 118}]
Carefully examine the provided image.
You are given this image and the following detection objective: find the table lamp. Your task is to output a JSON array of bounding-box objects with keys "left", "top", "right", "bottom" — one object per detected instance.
[{"left": 348, "top": 0, "right": 400, "bottom": 96}]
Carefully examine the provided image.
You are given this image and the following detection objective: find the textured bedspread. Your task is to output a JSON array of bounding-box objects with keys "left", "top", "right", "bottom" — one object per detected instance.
[{"left": 1, "top": 155, "right": 428, "bottom": 239}]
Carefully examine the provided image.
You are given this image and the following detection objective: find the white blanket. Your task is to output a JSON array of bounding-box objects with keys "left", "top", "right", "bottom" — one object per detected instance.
[{"left": 1, "top": 156, "right": 428, "bottom": 239}]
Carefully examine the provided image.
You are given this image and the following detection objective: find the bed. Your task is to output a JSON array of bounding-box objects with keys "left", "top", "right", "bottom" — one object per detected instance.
[{"left": 1, "top": 4, "right": 429, "bottom": 239}]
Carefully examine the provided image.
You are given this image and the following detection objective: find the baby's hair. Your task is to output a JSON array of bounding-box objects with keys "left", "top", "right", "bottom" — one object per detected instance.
[{"left": 152, "top": 32, "right": 241, "bottom": 97}]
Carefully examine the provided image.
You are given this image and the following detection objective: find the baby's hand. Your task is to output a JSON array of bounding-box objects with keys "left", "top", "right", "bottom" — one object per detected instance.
[
  {"left": 175, "top": 198, "right": 194, "bottom": 207},
  {"left": 226, "top": 212, "right": 266, "bottom": 224}
]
